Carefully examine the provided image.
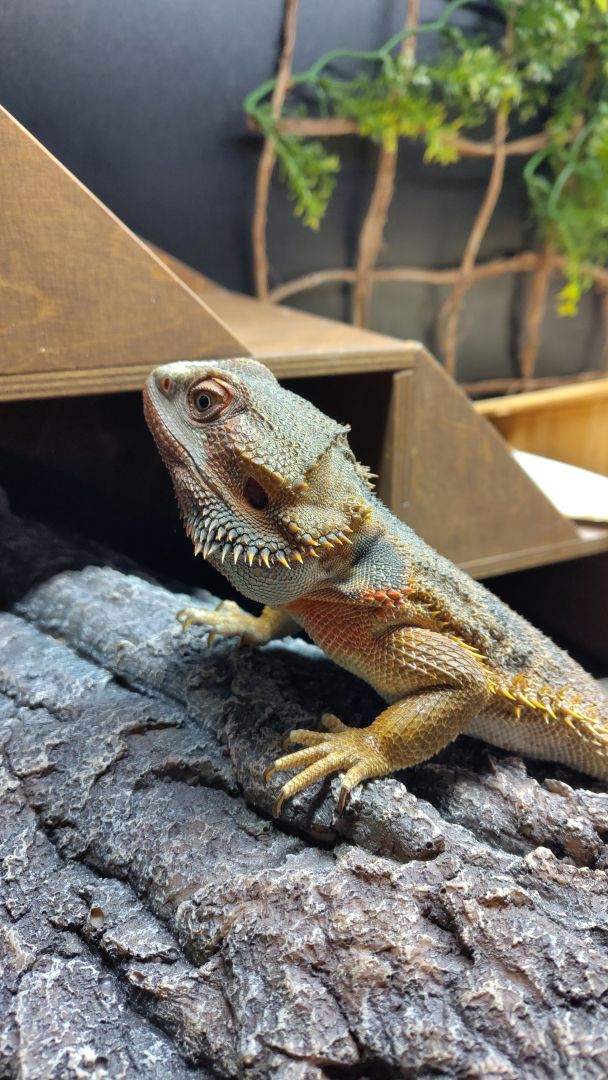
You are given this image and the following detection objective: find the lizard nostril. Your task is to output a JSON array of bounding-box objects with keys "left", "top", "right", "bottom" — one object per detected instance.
[
  {"left": 157, "top": 374, "right": 175, "bottom": 398},
  {"left": 244, "top": 476, "right": 269, "bottom": 510}
]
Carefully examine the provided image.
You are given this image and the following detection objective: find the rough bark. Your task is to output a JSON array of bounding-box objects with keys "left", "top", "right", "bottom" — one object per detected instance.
[{"left": 1, "top": 513, "right": 608, "bottom": 1079}]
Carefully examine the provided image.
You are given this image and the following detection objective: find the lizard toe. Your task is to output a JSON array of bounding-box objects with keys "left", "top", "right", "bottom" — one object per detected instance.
[
  {"left": 282, "top": 727, "right": 332, "bottom": 749},
  {"left": 320, "top": 712, "right": 349, "bottom": 733},
  {"left": 176, "top": 606, "right": 209, "bottom": 632},
  {"left": 269, "top": 726, "right": 389, "bottom": 815},
  {"left": 264, "top": 742, "right": 333, "bottom": 784}
]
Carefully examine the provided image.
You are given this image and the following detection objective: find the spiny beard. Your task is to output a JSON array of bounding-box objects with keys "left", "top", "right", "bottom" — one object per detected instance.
[{"left": 175, "top": 479, "right": 371, "bottom": 573}]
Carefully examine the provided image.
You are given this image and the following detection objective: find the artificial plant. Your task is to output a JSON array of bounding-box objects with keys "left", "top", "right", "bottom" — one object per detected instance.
[{"left": 245, "top": 0, "right": 608, "bottom": 317}]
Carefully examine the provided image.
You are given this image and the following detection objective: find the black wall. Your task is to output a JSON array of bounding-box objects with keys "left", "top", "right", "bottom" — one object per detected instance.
[{"left": 1, "top": 0, "right": 602, "bottom": 380}]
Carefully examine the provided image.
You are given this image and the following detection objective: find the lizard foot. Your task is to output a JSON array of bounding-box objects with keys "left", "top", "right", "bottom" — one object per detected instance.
[
  {"left": 176, "top": 601, "right": 295, "bottom": 648},
  {"left": 265, "top": 713, "right": 388, "bottom": 817},
  {"left": 176, "top": 600, "right": 257, "bottom": 646}
]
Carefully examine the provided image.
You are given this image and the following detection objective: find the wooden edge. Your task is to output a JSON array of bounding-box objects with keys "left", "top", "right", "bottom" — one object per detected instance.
[
  {"left": 0, "top": 366, "right": 161, "bottom": 402},
  {"left": 264, "top": 350, "right": 419, "bottom": 377},
  {"left": 462, "top": 527, "right": 608, "bottom": 579},
  {"left": 377, "top": 369, "right": 414, "bottom": 514},
  {"left": 151, "top": 246, "right": 424, "bottom": 365},
  {"left": 0, "top": 352, "right": 420, "bottom": 403},
  {"left": 0, "top": 108, "right": 249, "bottom": 361},
  {"left": 475, "top": 377, "right": 608, "bottom": 418}
]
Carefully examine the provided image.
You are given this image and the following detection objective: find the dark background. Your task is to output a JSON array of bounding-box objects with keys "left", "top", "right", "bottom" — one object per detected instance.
[
  {"left": 1, "top": 0, "right": 603, "bottom": 382},
  {"left": 1, "top": 0, "right": 606, "bottom": 669}
]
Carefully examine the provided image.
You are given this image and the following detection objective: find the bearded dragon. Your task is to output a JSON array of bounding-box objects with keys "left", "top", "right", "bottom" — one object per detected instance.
[{"left": 144, "top": 358, "right": 608, "bottom": 815}]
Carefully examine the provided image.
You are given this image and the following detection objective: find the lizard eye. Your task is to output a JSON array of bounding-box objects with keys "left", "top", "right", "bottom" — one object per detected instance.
[{"left": 187, "top": 378, "right": 233, "bottom": 422}]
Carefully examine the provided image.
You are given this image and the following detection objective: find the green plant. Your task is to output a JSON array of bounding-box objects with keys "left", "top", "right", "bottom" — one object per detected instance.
[{"left": 245, "top": 0, "right": 608, "bottom": 315}]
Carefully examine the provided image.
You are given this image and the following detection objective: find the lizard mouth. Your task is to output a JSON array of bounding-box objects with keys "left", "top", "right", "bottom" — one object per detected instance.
[{"left": 179, "top": 479, "right": 370, "bottom": 572}]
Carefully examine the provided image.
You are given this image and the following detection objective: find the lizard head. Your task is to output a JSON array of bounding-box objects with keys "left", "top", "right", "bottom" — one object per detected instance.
[{"left": 143, "top": 357, "right": 376, "bottom": 604}]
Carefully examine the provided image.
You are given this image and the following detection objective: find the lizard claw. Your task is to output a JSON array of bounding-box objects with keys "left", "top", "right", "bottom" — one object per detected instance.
[
  {"left": 175, "top": 600, "right": 254, "bottom": 646},
  {"left": 176, "top": 607, "right": 204, "bottom": 633},
  {"left": 265, "top": 719, "right": 388, "bottom": 817},
  {"left": 176, "top": 605, "right": 220, "bottom": 644}
]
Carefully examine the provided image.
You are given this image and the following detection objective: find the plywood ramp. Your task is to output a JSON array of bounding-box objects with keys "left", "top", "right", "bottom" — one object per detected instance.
[
  {"left": 376, "top": 353, "right": 608, "bottom": 578},
  {"left": 154, "top": 248, "right": 608, "bottom": 578},
  {"left": 0, "top": 106, "right": 248, "bottom": 400},
  {"left": 0, "top": 102, "right": 605, "bottom": 578},
  {"left": 151, "top": 247, "right": 421, "bottom": 378},
  {"left": 476, "top": 381, "right": 608, "bottom": 477}
]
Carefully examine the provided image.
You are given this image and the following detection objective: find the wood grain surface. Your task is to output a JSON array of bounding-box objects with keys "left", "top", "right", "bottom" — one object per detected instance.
[
  {"left": 0, "top": 106, "right": 247, "bottom": 392},
  {"left": 476, "top": 381, "right": 608, "bottom": 477}
]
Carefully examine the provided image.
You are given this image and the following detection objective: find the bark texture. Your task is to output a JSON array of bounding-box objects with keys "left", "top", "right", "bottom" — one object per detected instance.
[{"left": 1, "top": 514, "right": 608, "bottom": 1079}]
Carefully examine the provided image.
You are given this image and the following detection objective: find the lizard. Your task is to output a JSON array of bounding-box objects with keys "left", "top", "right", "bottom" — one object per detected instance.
[{"left": 143, "top": 357, "right": 608, "bottom": 816}]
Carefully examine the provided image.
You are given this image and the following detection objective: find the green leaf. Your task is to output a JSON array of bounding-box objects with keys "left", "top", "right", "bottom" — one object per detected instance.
[{"left": 245, "top": 0, "right": 608, "bottom": 304}]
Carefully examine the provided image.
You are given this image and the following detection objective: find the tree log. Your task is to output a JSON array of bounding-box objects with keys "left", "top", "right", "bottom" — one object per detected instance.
[{"left": 0, "top": 513, "right": 607, "bottom": 1078}]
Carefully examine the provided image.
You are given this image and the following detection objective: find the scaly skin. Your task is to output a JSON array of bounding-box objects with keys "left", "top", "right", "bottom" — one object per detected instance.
[{"left": 144, "top": 357, "right": 608, "bottom": 815}]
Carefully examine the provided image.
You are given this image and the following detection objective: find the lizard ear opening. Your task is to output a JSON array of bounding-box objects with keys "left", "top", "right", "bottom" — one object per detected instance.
[{"left": 244, "top": 476, "right": 269, "bottom": 510}]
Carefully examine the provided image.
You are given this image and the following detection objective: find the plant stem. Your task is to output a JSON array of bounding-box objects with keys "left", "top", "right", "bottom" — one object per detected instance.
[
  {"left": 518, "top": 243, "right": 554, "bottom": 386},
  {"left": 440, "top": 105, "right": 509, "bottom": 377},
  {"left": 244, "top": 0, "right": 479, "bottom": 121},
  {"left": 251, "top": 0, "right": 300, "bottom": 298},
  {"left": 353, "top": 2, "right": 420, "bottom": 327}
]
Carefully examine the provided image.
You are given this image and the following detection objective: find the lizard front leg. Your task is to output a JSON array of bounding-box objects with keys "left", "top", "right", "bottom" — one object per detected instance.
[
  {"left": 177, "top": 602, "right": 298, "bottom": 647},
  {"left": 265, "top": 627, "right": 494, "bottom": 815}
]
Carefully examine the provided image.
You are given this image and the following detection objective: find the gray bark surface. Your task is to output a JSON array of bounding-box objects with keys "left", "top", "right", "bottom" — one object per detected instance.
[{"left": 1, "top": 515, "right": 607, "bottom": 1079}]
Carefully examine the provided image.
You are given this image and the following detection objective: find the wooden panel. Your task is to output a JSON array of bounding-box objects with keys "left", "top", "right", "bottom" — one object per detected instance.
[
  {"left": 125, "top": 253, "right": 608, "bottom": 577},
  {"left": 0, "top": 365, "right": 165, "bottom": 401},
  {"left": 0, "top": 106, "right": 247, "bottom": 396},
  {"left": 460, "top": 525, "right": 608, "bottom": 579},
  {"left": 475, "top": 380, "right": 608, "bottom": 475},
  {"left": 377, "top": 369, "right": 414, "bottom": 515},
  {"left": 381, "top": 347, "right": 584, "bottom": 574},
  {"left": 152, "top": 247, "right": 421, "bottom": 376}
]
